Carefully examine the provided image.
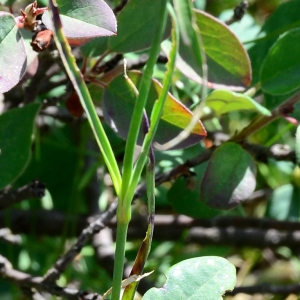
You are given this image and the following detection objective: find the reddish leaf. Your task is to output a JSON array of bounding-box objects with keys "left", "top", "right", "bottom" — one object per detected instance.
[{"left": 102, "top": 71, "right": 206, "bottom": 150}]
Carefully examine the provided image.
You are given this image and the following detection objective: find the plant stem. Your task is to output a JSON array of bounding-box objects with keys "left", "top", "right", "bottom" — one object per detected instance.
[{"left": 111, "top": 221, "right": 128, "bottom": 300}]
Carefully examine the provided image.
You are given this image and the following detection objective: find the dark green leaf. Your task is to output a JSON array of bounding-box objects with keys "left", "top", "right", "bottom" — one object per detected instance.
[
  {"left": 248, "top": 0, "right": 300, "bottom": 85},
  {"left": 0, "top": 12, "right": 27, "bottom": 93},
  {"left": 102, "top": 71, "right": 206, "bottom": 150},
  {"left": 143, "top": 257, "right": 236, "bottom": 300},
  {"left": 205, "top": 89, "right": 271, "bottom": 116},
  {"left": 261, "top": 28, "right": 300, "bottom": 95},
  {"left": 42, "top": 0, "right": 116, "bottom": 46},
  {"left": 108, "top": 0, "right": 169, "bottom": 53},
  {"left": 0, "top": 103, "right": 40, "bottom": 190},
  {"left": 200, "top": 142, "right": 256, "bottom": 210},
  {"left": 168, "top": 177, "right": 219, "bottom": 218}
]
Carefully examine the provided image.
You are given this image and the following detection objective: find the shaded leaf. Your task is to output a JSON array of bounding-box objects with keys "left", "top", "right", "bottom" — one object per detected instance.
[
  {"left": 143, "top": 257, "right": 236, "bottom": 300},
  {"left": 163, "top": 9, "right": 251, "bottom": 91},
  {"left": 266, "top": 184, "right": 300, "bottom": 221},
  {"left": 200, "top": 142, "right": 256, "bottom": 210},
  {"left": 0, "top": 103, "right": 40, "bottom": 190},
  {"left": 168, "top": 177, "right": 219, "bottom": 218},
  {"left": 0, "top": 12, "right": 27, "bottom": 93},
  {"left": 205, "top": 89, "right": 271, "bottom": 116},
  {"left": 42, "top": 0, "right": 116, "bottom": 46},
  {"left": 261, "top": 28, "right": 300, "bottom": 95},
  {"left": 108, "top": 0, "right": 170, "bottom": 53},
  {"left": 102, "top": 71, "right": 206, "bottom": 150}
]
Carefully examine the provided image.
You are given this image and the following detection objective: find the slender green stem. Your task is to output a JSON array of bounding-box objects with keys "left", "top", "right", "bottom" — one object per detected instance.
[
  {"left": 120, "top": 0, "right": 168, "bottom": 205},
  {"left": 126, "top": 3, "right": 179, "bottom": 202},
  {"left": 48, "top": 1, "right": 122, "bottom": 195},
  {"left": 111, "top": 221, "right": 128, "bottom": 300}
]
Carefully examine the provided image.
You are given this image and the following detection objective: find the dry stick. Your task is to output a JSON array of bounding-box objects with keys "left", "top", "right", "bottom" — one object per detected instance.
[
  {"left": 0, "top": 255, "right": 100, "bottom": 300},
  {"left": 42, "top": 199, "right": 118, "bottom": 283},
  {"left": 0, "top": 180, "right": 46, "bottom": 210}
]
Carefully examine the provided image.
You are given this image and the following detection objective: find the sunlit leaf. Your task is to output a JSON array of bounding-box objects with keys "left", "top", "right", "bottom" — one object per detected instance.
[
  {"left": 205, "top": 89, "right": 271, "bottom": 116},
  {"left": 102, "top": 71, "right": 206, "bottom": 150},
  {"left": 200, "top": 142, "right": 256, "bottom": 210},
  {"left": 42, "top": 0, "right": 117, "bottom": 46},
  {"left": 143, "top": 257, "right": 236, "bottom": 300},
  {"left": 163, "top": 9, "right": 251, "bottom": 91},
  {"left": 0, "top": 103, "right": 40, "bottom": 190},
  {"left": 0, "top": 12, "right": 27, "bottom": 93}
]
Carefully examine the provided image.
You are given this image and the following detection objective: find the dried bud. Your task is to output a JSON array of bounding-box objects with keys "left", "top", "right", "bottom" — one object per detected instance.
[{"left": 31, "top": 29, "right": 53, "bottom": 52}]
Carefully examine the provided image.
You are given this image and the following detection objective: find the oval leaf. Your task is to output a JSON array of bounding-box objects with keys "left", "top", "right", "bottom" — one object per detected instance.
[
  {"left": 0, "top": 103, "right": 40, "bottom": 190},
  {"left": 163, "top": 9, "right": 251, "bottom": 91},
  {"left": 108, "top": 0, "right": 169, "bottom": 53},
  {"left": 102, "top": 71, "right": 206, "bottom": 150},
  {"left": 266, "top": 184, "right": 300, "bottom": 221},
  {"left": 261, "top": 28, "right": 300, "bottom": 95},
  {"left": 42, "top": 0, "right": 117, "bottom": 46},
  {"left": 200, "top": 142, "right": 257, "bottom": 210},
  {"left": 0, "top": 12, "right": 27, "bottom": 93},
  {"left": 143, "top": 257, "right": 236, "bottom": 300},
  {"left": 205, "top": 89, "right": 271, "bottom": 116}
]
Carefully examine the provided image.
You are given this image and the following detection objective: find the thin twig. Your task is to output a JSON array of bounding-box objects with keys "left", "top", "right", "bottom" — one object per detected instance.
[{"left": 0, "top": 180, "right": 46, "bottom": 210}]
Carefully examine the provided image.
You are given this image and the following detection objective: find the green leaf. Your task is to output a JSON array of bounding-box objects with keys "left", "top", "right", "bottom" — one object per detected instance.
[
  {"left": 248, "top": 0, "right": 300, "bottom": 85},
  {"left": 168, "top": 177, "right": 219, "bottom": 218},
  {"left": 0, "top": 12, "right": 27, "bottom": 93},
  {"left": 266, "top": 184, "right": 300, "bottom": 221},
  {"left": 142, "top": 257, "right": 236, "bottom": 300},
  {"left": 200, "top": 142, "right": 256, "bottom": 210},
  {"left": 205, "top": 89, "right": 271, "bottom": 116},
  {"left": 108, "top": 0, "right": 170, "bottom": 53},
  {"left": 0, "top": 103, "right": 40, "bottom": 190},
  {"left": 42, "top": 0, "right": 116, "bottom": 46},
  {"left": 102, "top": 71, "right": 206, "bottom": 150},
  {"left": 163, "top": 9, "right": 251, "bottom": 91},
  {"left": 260, "top": 28, "right": 300, "bottom": 95}
]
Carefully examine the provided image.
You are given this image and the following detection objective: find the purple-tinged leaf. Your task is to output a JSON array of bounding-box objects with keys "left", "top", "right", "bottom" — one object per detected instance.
[
  {"left": 0, "top": 12, "right": 27, "bottom": 93},
  {"left": 102, "top": 71, "right": 206, "bottom": 150},
  {"left": 43, "top": 0, "right": 116, "bottom": 46},
  {"left": 200, "top": 142, "right": 256, "bottom": 210}
]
